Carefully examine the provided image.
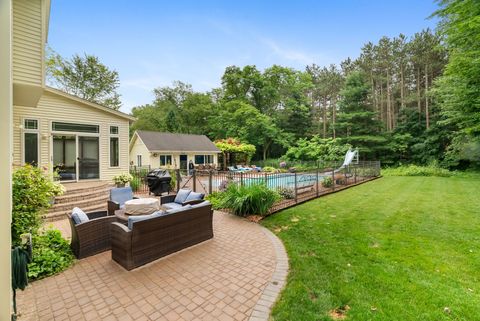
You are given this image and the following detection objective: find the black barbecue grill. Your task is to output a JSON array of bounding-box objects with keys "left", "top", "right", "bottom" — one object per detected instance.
[{"left": 146, "top": 169, "right": 172, "bottom": 196}]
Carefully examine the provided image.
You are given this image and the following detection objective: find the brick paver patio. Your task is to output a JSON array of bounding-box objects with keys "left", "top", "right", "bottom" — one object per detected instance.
[{"left": 17, "top": 211, "right": 288, "bottom": 321}]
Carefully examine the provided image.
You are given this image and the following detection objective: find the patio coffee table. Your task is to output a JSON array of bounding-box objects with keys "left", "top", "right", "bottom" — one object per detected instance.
[
  {"left": 124, "top": 198, "right": 160, "bottom": 215},
  {"left": 115, "top": 200, "right": 166, "bottom": 223}
]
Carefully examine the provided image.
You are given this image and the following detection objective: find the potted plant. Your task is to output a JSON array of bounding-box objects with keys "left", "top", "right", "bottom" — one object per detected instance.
[{"left": 113, "top": 173, "right": 133, "bottom": 188}]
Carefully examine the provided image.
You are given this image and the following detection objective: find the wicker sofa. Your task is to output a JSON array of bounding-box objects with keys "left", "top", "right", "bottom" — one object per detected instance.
[
  {"left": 68, "top": 210, "right": 118, "bottom": 259},
  {"left": 111, "top": 201, "right": 213, "bottom": 270}
]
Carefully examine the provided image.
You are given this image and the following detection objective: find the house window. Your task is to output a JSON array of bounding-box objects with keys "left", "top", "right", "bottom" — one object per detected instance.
[
  {"left": 109, "top": 125, "right": 119, "bottom": 167},
  {"left": 194, "top": 155, "right": 205, "bottom": 164},
  {"left": 137, "top": 155, "right": 142, "bottom": 167},
  {"left": 205, "top": 155, "right": 213, "bottom": 164},
  {"left": 160, "top": 155, "right": 172, "bottom": 166},
  {"left": 110, "top": 137, "right": 119, "bottom": 167},
  {"left": 52, "top": 121, "right": 99, "bottom": 133},
  {"left": 23, "top": 119, "right": 39, "bottom": 166}
]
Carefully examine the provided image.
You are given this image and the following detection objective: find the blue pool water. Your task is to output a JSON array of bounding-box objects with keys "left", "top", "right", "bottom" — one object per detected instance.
[{"left": 244, "top": 173, "right": 326, "bottom": 189}]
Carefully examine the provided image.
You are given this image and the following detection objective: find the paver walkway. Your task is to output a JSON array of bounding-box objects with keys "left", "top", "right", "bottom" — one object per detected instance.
[{"left": 17, "top": 211, "right": 288, "bottom": 321}]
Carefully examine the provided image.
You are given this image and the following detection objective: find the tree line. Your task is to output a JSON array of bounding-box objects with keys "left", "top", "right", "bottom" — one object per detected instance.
[{"left": 47, "top": 0, "right": 480, "bottom": 168}]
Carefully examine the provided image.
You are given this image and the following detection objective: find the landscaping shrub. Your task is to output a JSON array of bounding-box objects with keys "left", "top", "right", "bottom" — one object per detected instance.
[
  {"left": 382, "top": 164, "right": 453, "bottom": 177},
  {"left": 129, "top": 176, "right": 141, "bottom": 192},
  {"left": 322, "top": 176, "right": 333, "bottom": 188},
  {"left": 262, "top": 166, "right": 278, "bottom": 173},
  {"left": 12, "top": 165, "right": 65, "bottom": 245},
  {"left": 205, "top": 192, "right": 225, "bottom": 210},
  {"left": 28, "top": 229, "right": 74, "bottom": 280},
  {"left": 277, "top": 187, "right": 295, "bottom": 199},
  {"left": 219, "top": 183, "right": 280, "bottom": 217}
]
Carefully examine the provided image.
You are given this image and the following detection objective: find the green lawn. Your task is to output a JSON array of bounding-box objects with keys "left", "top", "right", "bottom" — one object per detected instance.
[{"left": 262, "top": 175, "right": 480, "bottom": 321}]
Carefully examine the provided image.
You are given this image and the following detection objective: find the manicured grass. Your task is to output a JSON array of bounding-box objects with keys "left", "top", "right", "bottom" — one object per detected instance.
[{"left": 262, "top": 176, "right": 480, "bottom": 321}]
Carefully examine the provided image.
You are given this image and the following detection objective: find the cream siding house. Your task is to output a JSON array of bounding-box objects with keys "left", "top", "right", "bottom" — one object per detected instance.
[
  {"left": 129, "top": 131, "right": 221, "bottom": 170},
  {"left": 11, "top": 0, "right": 135, "bottom": 182}
]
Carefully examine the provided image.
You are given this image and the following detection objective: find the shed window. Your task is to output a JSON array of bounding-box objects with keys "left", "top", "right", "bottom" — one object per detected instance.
[
  {"left": 195, "top": 155, "right": 213, "bottom": 164},
  {"left": 194, "top": 155, "right": 205, "bottom": 164},
  {"left": 160, "top": 155, "right": 172, "bottom": 166}
]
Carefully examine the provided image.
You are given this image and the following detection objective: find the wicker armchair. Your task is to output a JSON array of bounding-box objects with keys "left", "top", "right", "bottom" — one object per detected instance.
[
  {"left": 68, "top": 210, "right": 118, "bottom": 259},
  {"left": 107, "top": 186, "right": 138, "bottom": 215}
]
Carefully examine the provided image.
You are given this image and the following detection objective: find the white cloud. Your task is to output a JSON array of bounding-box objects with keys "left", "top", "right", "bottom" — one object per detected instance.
[{"left": 260, "top": 38, "right": 328, "bottom": 66}]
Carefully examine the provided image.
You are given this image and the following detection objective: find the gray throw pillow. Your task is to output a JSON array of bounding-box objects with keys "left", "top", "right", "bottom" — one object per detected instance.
[
  {"left": 128, "top": 210, "right": 165, "bottom": 229},
  {"left": 166, "top": 204, "right": 192, "bottom": 215},
  {"left": 184, "top": 192, "right": 204, "bottom": 202},
  {"left": 71, "top": 207, "right": 89, "bottom": 225},
  {"left": 174, "top": 189, "right": 191, "bottom": 204}
]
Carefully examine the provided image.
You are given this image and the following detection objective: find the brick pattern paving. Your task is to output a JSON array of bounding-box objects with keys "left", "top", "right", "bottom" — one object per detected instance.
[{"left": 17, "top": 211, "right": 287, "bottom": 321}]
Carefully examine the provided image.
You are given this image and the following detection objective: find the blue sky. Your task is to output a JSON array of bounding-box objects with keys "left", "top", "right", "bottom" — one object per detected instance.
[{"left": 48, "top": 1, "right": 439, "bottom": 113}]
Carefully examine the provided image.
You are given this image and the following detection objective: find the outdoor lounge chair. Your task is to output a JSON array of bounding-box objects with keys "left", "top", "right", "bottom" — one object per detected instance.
[
  {"left": 236, "top": 165, "right": 253, "bottom": 172},
  {"left": 108, "top": 186, "right": 138, "bottom": 215},
  {"left": 68, "top": 208, "right": 118, "bottom": 259}
]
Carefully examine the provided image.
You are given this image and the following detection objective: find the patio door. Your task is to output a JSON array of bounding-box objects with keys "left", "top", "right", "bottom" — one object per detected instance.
[
  {"left": 52, "top": 134, "right": 99, "bottom": 181},
  {"left": 53, "top": 135, "right": 77, "bottom": 181},
  {"left": 78, "top": 136, "right": 99, "bottom": 180}
]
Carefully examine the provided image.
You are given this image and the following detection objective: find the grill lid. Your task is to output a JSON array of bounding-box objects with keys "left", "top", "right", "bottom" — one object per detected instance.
[{"left": 147, "top": 169, "right": 171, "bottom": 178}]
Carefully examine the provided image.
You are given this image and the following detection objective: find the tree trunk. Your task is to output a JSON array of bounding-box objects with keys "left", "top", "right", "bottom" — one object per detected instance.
[
  {"left": 386, "top": 70, "right": 391, "bottom": 131},
  {"left": 379, "top": 82, "right": 384, "bottom": 129},
  {"left": 425, "top": 64, "right": 430, "bottom": 129},
  {"left": 400, "top": 65, "right": 405, "bottom": 109},
  {"left": 332, "top": 97, "right": 336, "bottom": 139},
  {"left": 416, "top": 67, "right": 422, "bottom": 121},
  {"left": 262, "top": 140, "right": 272, "bottom": 160},
  {"left": 323, "top": 97, "right": 327, "bottom": 138}
]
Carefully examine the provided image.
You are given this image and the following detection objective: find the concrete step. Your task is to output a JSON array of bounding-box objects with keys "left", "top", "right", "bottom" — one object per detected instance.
[
  {"left": 44, "top": 203, "right": 107, "bottom": 222},
  {"left": 49, "top": 194, "right": 109, "bottom": 212}
]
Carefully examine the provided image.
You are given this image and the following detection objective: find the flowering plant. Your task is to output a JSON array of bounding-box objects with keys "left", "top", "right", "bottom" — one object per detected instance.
[{"left": 113, "top": 173, "right": 133, "bottom": 185}]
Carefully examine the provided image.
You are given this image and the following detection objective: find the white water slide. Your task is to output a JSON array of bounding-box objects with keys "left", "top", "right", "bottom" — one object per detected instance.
[{"left": 334, "top": 148, "right": 358, "bottom": 173}]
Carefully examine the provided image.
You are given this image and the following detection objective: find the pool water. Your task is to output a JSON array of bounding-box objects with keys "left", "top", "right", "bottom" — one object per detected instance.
[{"left": 244, "top": 173, "right": 326, "bottom": 189}]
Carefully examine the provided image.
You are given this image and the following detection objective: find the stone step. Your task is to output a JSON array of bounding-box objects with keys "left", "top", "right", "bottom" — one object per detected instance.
[
  {"left": 62, "top": 182, "right": 111, "bottom": 195},
  {"left": 54, "top": 188, "right": 110, "bottom": 204},
  {"left": 44, "top": 203, "right": 107, "bottom": 222},
  {"left": 49, "top": 194, "right": 109, "bottom": 212}
]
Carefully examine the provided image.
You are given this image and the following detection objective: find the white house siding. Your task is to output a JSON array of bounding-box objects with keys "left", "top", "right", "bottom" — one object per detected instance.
[
  {"left": 12, "top": 0, "right": 43, "bottom": 86},
  {"left": 13, "top": 91, "right": 130, "bottom": 181},
  {"left": 130, "top": 135, "right": 152, "bottom": 168}
]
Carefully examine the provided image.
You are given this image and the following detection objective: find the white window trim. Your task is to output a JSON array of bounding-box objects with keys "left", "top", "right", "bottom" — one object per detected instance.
[
  {"left": 21, "top": 117, "right": 40, "bottom": 166},
  {"left": 159, "top": 154, "right": 173, "bottom": 167},
  {"left": 194, "top": 154, "right": 214, "bottom": 165},
  {"left": 137, "top": 154, "right": 142, "bottom": 167},
  {"left": 108, "top": 125, "right": 120, "bottom": 168}
]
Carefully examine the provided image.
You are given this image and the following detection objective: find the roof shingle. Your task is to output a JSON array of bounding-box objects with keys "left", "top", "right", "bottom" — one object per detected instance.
[{"left": 136, "top": 130, "right": 220, "bottom": 153}]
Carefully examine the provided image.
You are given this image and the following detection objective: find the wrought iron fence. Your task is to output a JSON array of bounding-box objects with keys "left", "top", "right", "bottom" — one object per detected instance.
[{"left": 130, "top": 161, "right": 381, "bottom": 213}]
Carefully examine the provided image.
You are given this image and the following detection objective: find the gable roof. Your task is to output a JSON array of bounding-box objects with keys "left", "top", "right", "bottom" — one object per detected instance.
[
  {"left": 45, "top": 87, "right": 136, "bottom": 122},
  {"left": 134, "top": 130, "right": 221, "bottom": 153}
]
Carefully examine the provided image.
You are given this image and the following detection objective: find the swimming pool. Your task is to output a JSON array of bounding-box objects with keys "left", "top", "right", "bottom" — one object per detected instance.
[{"left": 244, "top": 173, "right": 326, "bottom": 189}]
